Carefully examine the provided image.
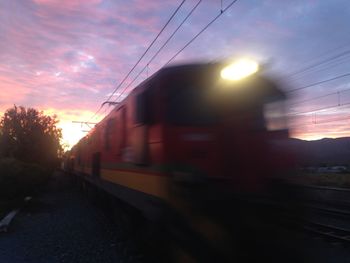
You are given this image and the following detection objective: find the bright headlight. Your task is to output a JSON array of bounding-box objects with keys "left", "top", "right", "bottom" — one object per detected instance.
[{"left": 220, "top": 59, "right": 259, "bottom": 81}]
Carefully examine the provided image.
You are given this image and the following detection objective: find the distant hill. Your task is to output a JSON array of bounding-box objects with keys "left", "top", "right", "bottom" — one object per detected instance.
[{"left": 285, "top": 137, "right": 350, "bottom": 166}]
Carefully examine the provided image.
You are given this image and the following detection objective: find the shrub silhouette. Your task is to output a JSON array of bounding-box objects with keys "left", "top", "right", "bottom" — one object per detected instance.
[{"left": 0, "top": 106, "right": 62, "bottom": 167}]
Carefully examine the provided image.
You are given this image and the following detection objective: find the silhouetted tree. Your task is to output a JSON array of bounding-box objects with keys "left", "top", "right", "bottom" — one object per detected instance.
[{"left": 0, "top": 106, "right": 62, "bottom": 167}]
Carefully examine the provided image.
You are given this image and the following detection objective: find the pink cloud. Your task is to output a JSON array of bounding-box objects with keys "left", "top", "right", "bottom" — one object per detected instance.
[
  {"left": 32, "top": 0, "right": 102, "bottom": 9},
  {"left": 1, "top": 0, "right": 350, "bottom": 147}
]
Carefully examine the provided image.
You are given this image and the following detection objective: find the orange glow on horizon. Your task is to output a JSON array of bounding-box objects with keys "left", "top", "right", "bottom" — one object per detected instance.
[
  {"left": 1, "top": 107, "right": 350, "bottom": 150},
  {"left": 58, "top": 121, "right": 88, "bottom": 150},
  {"left": 43, "top": 108, "right": 104, "bottom": 150},
  {"left": 0, "top": 106, "right": 104, "bottom": 151},
  {"left": 290, "top": 130, "right": 350, "bottom": 141}
]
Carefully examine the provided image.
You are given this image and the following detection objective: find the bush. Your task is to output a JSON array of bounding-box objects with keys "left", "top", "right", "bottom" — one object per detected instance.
[{"left": 0, "top": 158, "right": 51, "bottom": 200}]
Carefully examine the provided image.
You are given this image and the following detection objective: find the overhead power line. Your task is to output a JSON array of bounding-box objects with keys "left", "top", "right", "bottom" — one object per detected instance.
[
  {"left": 164, "top": 0, "right": 239, "bottom": 66},
  {"left": 286, "top": 49, "right": 350, "bottom": 79},
  {"left": 288, "top": 101, "right": 350, "bottom": 116},
  {"left": 115, "top": 0, "right": 240, "bottom": 102},
  {"left": 287, "top": 72, "right": 350, "bottom": 93},
  {"left": 289, "top": 86, "right": 350, "bottom": 107},
  {"left": 283, "top": 41, "right": 350, "bottom": 80},
  {"left": 290, "top": 55, "right": 350, "bottom": 82},
  {"left": 72, "top": 121, "right": 97, "bottom": 130},
  {"left": 290, "top": 115, "right": 350, "bottom": 129},
  {"left": 89, "top": 0, "right": 187, "bottom": 121},
  {"left": 112, "top": 0, "right": 203, "bottom": 103},
  {"left": 289, "top": 92, "right": 339, "bottom": 107}
]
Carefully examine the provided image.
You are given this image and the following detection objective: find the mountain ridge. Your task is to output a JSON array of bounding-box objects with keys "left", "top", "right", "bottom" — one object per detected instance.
[{"left": 285, "top": 137, "right": 350, "bottom": 166}]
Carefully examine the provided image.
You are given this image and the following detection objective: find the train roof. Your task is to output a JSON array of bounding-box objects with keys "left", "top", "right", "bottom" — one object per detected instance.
[
  {"left": 157, "top": 62, "right": 286, "bottom": 101},
  {"left": 75, "top": 62, "right": 286, "bottom": 147}
]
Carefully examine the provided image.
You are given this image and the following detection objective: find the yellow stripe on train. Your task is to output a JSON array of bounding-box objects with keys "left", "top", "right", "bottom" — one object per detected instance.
[{"left": 100, "top": 169, "right": 170, "bottom": 200}]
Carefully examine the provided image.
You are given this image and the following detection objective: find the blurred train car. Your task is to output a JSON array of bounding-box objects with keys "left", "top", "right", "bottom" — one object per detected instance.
[{"left": 66, "top": 60, "right": 294, "bottom": 262}]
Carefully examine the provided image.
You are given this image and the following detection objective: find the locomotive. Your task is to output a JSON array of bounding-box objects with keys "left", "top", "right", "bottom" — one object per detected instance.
[{"left": 66, "top": 59, "right": 293, "bottom": 262}]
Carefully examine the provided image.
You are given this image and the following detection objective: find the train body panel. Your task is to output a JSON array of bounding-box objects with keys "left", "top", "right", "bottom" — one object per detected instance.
[{"left": 67, "top": 61, "right": 293, "bottom": 220}]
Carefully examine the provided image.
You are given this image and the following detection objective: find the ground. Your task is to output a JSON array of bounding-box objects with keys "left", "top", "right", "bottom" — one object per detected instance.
[
  {"left": 0, "top": 171, "right": 139, "bottom": 263},
  {"left": 1, "top": 171, "right": 350, "bottom": 262}
]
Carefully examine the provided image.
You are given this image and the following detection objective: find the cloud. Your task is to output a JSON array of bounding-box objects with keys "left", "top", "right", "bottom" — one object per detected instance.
[
  {"left": 1, "top": 0, "right": 350, "bottom": 145},
  {"left": 32, "top": 0, "right": 103, "bottom": 10}
]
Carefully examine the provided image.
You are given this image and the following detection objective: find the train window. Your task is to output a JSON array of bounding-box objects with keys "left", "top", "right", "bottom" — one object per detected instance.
[
  {"left": 135, "top": 89, "right": 154, "bottom": 124},
  {"left": 92, "top": 152, "right": 101, "bottom": 177},
  {"left": 264, "top": 101, "right": 287, "bottom": 131},
  {"left": 166, "top": 85, "right": 218, "bottom": 126},
  {"left": 119, "top": 107, "right": 126, "bottom": 150},
  {"left": 104, "top": 119, "right": 115, "bottom": 151}
]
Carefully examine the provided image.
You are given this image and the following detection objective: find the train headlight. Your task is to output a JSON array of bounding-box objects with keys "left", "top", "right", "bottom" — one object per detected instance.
[{"left": 220, "top": 59, "right": 259, "bottom": 81}]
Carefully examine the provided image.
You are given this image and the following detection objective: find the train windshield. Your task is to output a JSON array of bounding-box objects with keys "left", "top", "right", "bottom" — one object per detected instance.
[
  {"left": 263, "top": 101, "right": 287, "bottom": 131},
  {"left": 166, "top": 85, "right": 218, "bottom": 126}
]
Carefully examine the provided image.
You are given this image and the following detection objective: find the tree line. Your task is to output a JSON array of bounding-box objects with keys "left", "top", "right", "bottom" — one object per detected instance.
[{"left": 0, "top": 105, "right": 63, "bottom": 167}]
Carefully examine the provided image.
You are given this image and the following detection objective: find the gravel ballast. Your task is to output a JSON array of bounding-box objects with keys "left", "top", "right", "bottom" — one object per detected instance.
[{"left": 0, "top": 171, "right": 132, "bottom": 263}]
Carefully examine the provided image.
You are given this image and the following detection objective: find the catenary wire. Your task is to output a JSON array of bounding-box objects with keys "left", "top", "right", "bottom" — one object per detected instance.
[
  {"left": 111, "top": 0, "right": 203, "bottom": 103},
  {"left": 89, "top": 0, "right": 187, "bottom": 121},
  {"left": 288, "top": 54, "right": 350, "bottom": 82},
  {"left": 290, "top": 115, "right": 350, "bottom": 129},
  {"left": 285, "top": 47, "right": 350, "bottom": 79},
  {"left": 287, "top": 72, "right": 350, "bottom": 93},
  {"left": 288, "top": 101, "right": 350, "bottom": 116},
  {"left": 164, "top": 0, "right": 239, "bottom": 66},
  {"left": 288, "top": 87, "right": 350, "bottom": 107},
  {"left": 114, "top": 0, "right": 240, "bottom": 102}
]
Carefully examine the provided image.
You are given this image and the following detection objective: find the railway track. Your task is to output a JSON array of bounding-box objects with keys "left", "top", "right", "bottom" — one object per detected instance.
[
  {"left": 303, "top": 220, "right": 350, "bottom": 243},
  {"left": 304, "top": 203, "right": 350, "bottom": 218},
  {"left": 274, "top": 184, "right": 350, "bottom": 244},
  {"left": 295, "top": 184, "right": 350, "bottom": 207},
  {"left": 303, "top": 203, "right": 350, "bottom": 244}
]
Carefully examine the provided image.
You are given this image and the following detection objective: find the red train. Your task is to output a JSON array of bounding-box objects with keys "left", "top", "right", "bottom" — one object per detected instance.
[{"left": 66, "top": 60, "right": 294, "bottom": 261}]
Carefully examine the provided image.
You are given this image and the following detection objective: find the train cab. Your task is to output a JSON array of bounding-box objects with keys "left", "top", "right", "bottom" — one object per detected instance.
[{"left": 67, "top": 59, "right": 295, "bottom": 262}]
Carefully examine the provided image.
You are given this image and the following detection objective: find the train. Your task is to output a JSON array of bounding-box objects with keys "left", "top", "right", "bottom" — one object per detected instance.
[{"left": 64, "top": 59, "right": 294, "bottom": 262}]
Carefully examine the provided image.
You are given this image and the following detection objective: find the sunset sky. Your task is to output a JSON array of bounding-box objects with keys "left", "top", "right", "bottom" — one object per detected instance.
[{"left": 1, "top": 0, "right": 350, "bottom": 148}]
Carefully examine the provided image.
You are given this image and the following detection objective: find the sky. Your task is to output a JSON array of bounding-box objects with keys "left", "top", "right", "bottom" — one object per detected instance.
[{"left": 1, "top": 0, "right": 350, "bottom": 148}]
